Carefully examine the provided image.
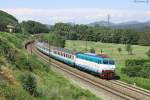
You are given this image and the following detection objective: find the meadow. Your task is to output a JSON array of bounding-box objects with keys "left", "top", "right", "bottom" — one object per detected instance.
[{"left": 65, "top": 40, "right": 150, "bottom": 90}]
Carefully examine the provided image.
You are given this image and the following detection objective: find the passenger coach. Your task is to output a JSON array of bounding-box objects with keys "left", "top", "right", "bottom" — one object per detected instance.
[{"left": 35, "top": 42, "right": 116, "bottom": 79}]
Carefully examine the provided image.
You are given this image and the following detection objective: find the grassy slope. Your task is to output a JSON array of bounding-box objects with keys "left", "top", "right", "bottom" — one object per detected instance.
[
  {"left": 0, "top": 33, "right": 99, "bottom": 100},
  {"left": 65, "top": 40, "right": 150, "bottom": 90}
]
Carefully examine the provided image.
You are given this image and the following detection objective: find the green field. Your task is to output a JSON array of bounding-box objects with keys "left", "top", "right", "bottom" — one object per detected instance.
[{"left": 65, "top": 40, "right": 150, "bottom": 90}]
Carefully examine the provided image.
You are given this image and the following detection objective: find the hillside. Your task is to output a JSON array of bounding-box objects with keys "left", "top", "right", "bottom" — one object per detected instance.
[
  {"left": 0, "top": 10, "right": 50, "bottom": 34},
  {"left": 0, "top": 32, "right": 99, "bottom": 100},
  {"left": 0, "top": 10, "right": 20, "bottom": 32}
]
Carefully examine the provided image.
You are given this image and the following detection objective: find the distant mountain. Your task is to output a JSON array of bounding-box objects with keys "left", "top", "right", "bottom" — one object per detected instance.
[
  {"left": 89, "top": 21, "right": 114, "bottom": 27},
  {"left": 66, "top": 22, "right": 75, "bottom": 25},
  {"left": 88, "top": 21, "right": 150, "bottom": 31}
]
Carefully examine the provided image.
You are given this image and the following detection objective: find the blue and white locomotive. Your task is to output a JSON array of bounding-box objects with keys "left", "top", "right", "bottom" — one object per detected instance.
[{"left": 36, "top": 42, "right": 116, "bottom": 79}]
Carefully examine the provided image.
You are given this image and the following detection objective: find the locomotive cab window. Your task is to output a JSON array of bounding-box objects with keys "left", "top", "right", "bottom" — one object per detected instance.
[
  {"left": 109, "top": 60, "right": 115, "bottom": 65},
  {"left": 103, "top": 60, "right": 109, "bottom": 64}
]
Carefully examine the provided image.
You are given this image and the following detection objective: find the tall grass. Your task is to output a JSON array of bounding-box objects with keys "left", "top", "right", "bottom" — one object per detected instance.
[{"left": 0, "top": 32, "right": 100, "bottom": 99}]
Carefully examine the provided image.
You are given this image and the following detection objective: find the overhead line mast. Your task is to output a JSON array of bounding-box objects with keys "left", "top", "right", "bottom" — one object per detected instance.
[{"left": 107, "top": 14, "right": 111, "bottom": 27}]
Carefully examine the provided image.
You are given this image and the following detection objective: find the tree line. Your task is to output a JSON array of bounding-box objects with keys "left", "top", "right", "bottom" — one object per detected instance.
[
  {"left": 0, "top": 10, "right": 150, "bottom": 46},
  {"left": 20, "top": 21, "right": 49, "bottom": 34},
  {"left": 41, "top": 32, "right": 65, "bottom": 48},
  {"left": 50, "top": 23, "right": 150, "bottom": 46}
]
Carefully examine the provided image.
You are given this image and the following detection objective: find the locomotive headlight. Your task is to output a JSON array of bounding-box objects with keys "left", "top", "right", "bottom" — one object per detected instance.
[{"left": 112, "top": 65, "right": 116, "bottom": 69}]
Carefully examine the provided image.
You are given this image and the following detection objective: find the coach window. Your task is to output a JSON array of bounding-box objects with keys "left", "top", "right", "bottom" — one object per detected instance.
[
  {"left": 69, "top": 55, "right": 71, "bottom": 58},
  {"left": 72, "top": 56, "right": 74, "bottom": 59},
  {"left": 99, "top": 60, "right": 102, "bottom": 64}
]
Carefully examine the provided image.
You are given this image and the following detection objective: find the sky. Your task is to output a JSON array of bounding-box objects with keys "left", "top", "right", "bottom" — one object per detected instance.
[{"left": 0, "top": 0, "right": 150, "bottom": 24}]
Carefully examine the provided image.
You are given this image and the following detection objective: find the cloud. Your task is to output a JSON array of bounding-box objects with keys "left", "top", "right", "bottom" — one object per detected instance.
[{"left": 0, "top": 8, "right": 149, "bottom": 24}]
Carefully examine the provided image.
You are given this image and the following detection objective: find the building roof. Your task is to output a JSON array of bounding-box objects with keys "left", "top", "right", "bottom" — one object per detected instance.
[{"left": 7, "top": 25, "right": 15, "bottom": 29}]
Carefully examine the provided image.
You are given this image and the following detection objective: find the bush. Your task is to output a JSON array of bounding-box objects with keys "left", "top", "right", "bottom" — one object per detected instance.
[
  {"left": 21, "top": 73, "right": 37, "bottom": 96},
  {"left": 50, "top": 88, "right": 59, "bottom": 100},
  {"left": 125, "top": 59, "right": 149, "bottom": 66},
  {"left": 139, "top": 63, "right": 150, "bottom": 78},
  {"left": 123, "top": 59, "right": 150, "bottom": 78},
  {"left": 146, "top": 49, "right": 150, "bottom": 58},
  {"left": 122, "top": 65, "right": 142, "bottom": 77},
  {"left": 125, "top": 44, "right": 133, "bottom": 55},
  {"left": 118, "top": 47, "right": 122, "bottom": 53},
  {"left": 0, "top": 58, "right": 5, "bottom": 68},
  {"left": 90, "top": 47, "right": 95, "bottom": 53},
  {"left": 0, "top": 81, "right": 34, "bottom": 100}
]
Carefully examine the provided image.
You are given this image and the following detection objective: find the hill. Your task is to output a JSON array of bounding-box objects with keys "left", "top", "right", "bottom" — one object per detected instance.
[
  {"left": 0, "top": 32, "right": 99, "bottom": 99},
  {"left": 0, "top": 10, "right": 20, "bottom": 32},
  {"left": 89, "top": 21, "right": 115, "bottom": 27},
  {"left": 89, "top": 21, "right": 150, "bottom": 31}
]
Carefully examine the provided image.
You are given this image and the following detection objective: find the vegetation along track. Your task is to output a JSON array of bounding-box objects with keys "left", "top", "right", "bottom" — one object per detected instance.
[{"left": 26, "top": 41, "right": 150, "bottom": 100}]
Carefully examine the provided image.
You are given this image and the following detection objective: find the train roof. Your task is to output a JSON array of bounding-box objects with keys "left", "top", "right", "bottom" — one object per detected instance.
[
  {"left": 76, "top": 52, "right": 110, "bottom": 59},
  {"left": 36, "top": 42, "right": 76, "bottom": 54},
  {"left": 36, "top": 42, "right": 112, "bottom": 59},
  {"left": 54, "top": 47, "right": 76, "bottom": 54}
]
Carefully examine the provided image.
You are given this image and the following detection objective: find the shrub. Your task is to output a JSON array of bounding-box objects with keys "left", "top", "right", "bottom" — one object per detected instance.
[
  {"left": 90, "top": 47, "right": 95, "bottom": 53},
  {"left": 50, "top": 88, "right": 59, "bottom": 100},
  {"left": 125, "top": 59, "right": 149, "bottom": 66},
  {"left": 0, "top": 58, "right": 5, "bottom": 68},
  {"left": 139, "top": 63, "right": 150, "bottom": 78},
  {"left": 123, "top": 59, "right": 150, "bottom": 78},
  {"left": 125, "top": 44, "right": 133, "bottom": 55},
  {"left": 21, "top": 73, "right": 37, "bottom": 96},
  {"left": 146, "top": 49, "right": 150, "bottom": 58},
  {"left": 118, "top": 47, "right": 122, "bottom": 53}
]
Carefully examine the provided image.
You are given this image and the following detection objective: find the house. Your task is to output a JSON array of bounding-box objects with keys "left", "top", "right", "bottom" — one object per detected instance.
[{"left": 7, "top": 25, "right": 15, "bottom": 33}]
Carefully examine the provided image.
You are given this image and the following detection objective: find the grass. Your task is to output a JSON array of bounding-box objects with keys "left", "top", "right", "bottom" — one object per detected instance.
[
  {"left": 0, "top": 32, "right": 100, "bottom": 100},
  {"left": 65, "top": 40, "right": 150, "bottom": 90}
]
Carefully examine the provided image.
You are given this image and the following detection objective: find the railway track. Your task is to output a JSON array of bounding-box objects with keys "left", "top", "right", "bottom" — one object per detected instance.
[
  {"left": 110, "top": 80, "right": 150, "bottom": 97},
  {"left": 26, "top": 42, "right": 150, "bottom": 100}
]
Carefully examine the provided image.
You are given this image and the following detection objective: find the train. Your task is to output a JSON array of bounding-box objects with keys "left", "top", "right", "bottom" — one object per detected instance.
[{"left": 35, "top": 42, "right": 116, "bottom": 79}]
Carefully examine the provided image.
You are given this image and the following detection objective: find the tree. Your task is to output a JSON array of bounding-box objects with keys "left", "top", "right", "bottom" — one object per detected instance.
[
  {"left": 126, "top": 44, "right": 133, "bottom": 55},
  {"left": 43, "top": 32, "right": 65, "bottom": 48},
  {"left": 146, "top": 49, "right": 150, "bottom": 58},
  {"left": 20, "top": 20, "right": 49, "bottom": 34},
  {"left": 50, "top": 23, "right": 140, "bottom": 45},
  {"left": 118, "top": 47, "right": 122, "bottom": 53},
  {"left": 90, "top": 47, "right": 95, "bottom": 53},
  {"left": 139, "top": 31, "right": 150, "bottom": 46}
]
